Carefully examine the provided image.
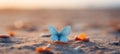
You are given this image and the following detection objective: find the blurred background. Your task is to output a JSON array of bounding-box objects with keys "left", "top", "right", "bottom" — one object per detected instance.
[
  {"left": 0, "top": 0, "right": 120, "bottom": 34},
  {"left": 0, "top": 1, "right": 120, "bottom": 54}
]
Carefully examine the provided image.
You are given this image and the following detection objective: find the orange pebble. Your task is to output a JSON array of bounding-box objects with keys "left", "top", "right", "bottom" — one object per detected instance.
[
  {"left": 75, "top": 33, "right": 90, "bottom": 42},
  {"left": 75, "top": 36, "right": 81, "bottom": 41},
  {"left": 36, "top": 46, "right": 52, "bottom": 53},
  {"left": 79, "top": 33, "right": 87, "bottom": 40},
  {"left": 8, "top": 31, "right": 15, "bottom": 37}
]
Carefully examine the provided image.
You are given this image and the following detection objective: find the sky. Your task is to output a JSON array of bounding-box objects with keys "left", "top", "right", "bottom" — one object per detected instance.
[{"left": 0, "top": 0, "right": 120, "bottom": 9}]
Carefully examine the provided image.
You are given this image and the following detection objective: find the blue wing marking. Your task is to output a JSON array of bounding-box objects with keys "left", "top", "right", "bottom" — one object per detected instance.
[
  {"left": 59, "top": 26, "right": 71, "bottom": 42},
  {"left": 48, "top": 25, "right": 59, "bottom": 41},
  {"left": 48, "top": 25, "right": 58, "bottom": 35},
  {"left": 50, "top": 35, "right": 59, "bottom": 41}
]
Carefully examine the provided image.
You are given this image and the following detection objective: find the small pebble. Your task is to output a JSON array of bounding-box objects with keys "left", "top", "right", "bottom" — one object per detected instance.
[
  {"left": 36, "top": 46, "right": 53, "bottom": 54},
  {"left": 0, "top": 34, "right": 10, "bottom": 38},
  {"left": 40, "top": 33, "right": 51, "bottom": 37},
  {"left": 109, "top": 41, "right": 120, "bottom": 46}
]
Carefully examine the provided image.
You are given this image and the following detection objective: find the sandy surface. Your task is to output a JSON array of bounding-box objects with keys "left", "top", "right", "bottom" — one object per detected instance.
[{"left": 0, "top": 9, "right": 120, "bottom": 54}]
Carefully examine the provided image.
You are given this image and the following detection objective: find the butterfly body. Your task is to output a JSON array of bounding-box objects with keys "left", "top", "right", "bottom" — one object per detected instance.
[{"left": 48, "top": 25, "right": 71, "bottom": 43}]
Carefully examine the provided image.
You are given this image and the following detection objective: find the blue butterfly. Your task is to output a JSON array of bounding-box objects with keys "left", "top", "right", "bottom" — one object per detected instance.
[{"left": 48, "top": 25, "right": 71, "bottom": 42}]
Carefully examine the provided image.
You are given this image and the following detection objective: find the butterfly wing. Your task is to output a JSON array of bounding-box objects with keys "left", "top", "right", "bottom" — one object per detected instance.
[
  {"left": 48, "top": 25, "right": 59, "bottom": 41},
  {"left": 59, "top": 26, "right": 71, "bottom": 42},
  {"left": 50, "top": 35, "right": 59, "bottom": 41},
  {"left": 59, "top": 36, "right": 68, "bottom": 42}
]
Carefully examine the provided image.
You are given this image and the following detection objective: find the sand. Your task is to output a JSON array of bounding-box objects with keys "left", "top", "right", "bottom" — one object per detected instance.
[{"left": 0, "top": 9, "right": 120, "bottom": 54}]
